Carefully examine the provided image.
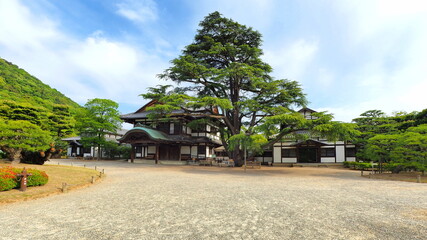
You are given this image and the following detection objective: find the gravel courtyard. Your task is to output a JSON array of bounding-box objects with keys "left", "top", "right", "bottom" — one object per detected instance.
[{"left": 0, "top": 160, "right": 426, "bottom": 240}]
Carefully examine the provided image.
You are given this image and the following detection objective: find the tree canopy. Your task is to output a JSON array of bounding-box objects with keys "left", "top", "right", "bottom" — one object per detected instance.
[
  {"left": 0, "top": 119, "right": 52, "bottom": 161},
  {"left": 142, "top": 12, "right": 358, "bottom": 165},
  {"left": 353, "top": 109, "right": 427, "bottom": 173},
  {"left": 76, "top": 98, "right": 122, "bottom": 160}
]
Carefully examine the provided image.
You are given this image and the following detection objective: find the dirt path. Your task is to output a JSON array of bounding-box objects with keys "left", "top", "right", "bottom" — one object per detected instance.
[{"left": 0, "top": 160, "right": 425, "bottom": 239}]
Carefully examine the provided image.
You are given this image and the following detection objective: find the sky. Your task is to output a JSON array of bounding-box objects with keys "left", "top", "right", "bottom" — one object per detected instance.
[{"left": 0, "top": 0, "right": 426, "bottom": 124}]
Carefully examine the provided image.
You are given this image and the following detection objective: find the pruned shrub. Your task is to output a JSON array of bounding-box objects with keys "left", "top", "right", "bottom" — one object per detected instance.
[
  {"left": 0, "top": 167, "right": 19, "bottom": 191},
  {"left": 343, "top": 161, "right": 378, "bottom": 170},
  {"left": 27, "top": 168, "right": 49, "bottom": 186},
  {"left": 0, "top": 166, "right": 48, "bottom": 191}
]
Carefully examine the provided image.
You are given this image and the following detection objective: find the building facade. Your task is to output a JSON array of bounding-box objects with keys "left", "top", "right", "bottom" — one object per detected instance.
[
  {"left": 270, "top": 108, "right": 356, "bottom": 164},
  {"left": 62, "top": 129, "right": 127, "bottom": 158},
  {"left": 119, "top": 100, "right": 222, "bottom": 163}
]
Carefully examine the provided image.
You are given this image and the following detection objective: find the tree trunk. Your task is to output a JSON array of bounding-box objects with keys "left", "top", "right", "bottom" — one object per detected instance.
[
  {"left": 3, "top": 147, "right": 23, "bottom": 163},
  {"left": 231, "top": 148, "right": 243, "bottom": 166}
]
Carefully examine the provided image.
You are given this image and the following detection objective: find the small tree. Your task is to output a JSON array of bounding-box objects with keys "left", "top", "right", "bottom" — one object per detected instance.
[
  {"left": 76, "top": 99, "right": 122, "bottom": 160},
  {"left": 0, "top": 119, "right": 52, "bottom": 162}
]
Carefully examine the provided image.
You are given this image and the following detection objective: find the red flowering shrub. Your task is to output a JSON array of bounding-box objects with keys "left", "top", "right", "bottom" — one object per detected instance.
[
  {"left": 0, "top": 166, "right": 48, "bottom": 191},
  {"left": 0, "top": 167, "right": 19, "bottom": 191}
]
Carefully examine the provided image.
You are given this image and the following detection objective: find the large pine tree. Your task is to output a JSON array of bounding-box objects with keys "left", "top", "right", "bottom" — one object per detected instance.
[{"left": 143, "top": 12, "right": 357, "bottom": 165}]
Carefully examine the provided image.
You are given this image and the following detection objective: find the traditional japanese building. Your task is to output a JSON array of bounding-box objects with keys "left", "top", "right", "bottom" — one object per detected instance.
[
  {"left": 62, "top": 129, "right": 128, "bottom": 158},
  {"left": 271, "top": 108, "right": 356, "bottom": 165},
  {"left": 119, "top": 100, "right": 222, "bottom": 164}
]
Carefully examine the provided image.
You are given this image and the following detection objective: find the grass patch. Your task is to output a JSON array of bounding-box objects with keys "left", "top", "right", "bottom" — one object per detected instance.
[
  {"left": 363, "top": 172, "right": 426, "bottom": 183},
  {"left": 0, "top": 161, "right": 102, "bottom": 205}
]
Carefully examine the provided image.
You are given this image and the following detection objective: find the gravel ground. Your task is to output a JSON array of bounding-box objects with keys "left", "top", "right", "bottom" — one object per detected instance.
[{"left": 0, "top": 159, "right": 426, "bottom": 240}]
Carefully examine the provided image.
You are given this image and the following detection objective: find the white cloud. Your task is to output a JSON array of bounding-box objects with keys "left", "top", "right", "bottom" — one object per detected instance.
[
  {"left": 263, "top": 39, "right": 318, "bottom": 82},
  {"left": 116, "top": 0, "right": 158, "bottom": 23},
  {"left": 0, "top": 0, "right": 166, "bottom": 111}
]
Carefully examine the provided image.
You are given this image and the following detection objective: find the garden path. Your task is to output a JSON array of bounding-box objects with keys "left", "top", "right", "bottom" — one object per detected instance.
[{"left": 0, "top": 159, "right": 426, "bottom": 239}]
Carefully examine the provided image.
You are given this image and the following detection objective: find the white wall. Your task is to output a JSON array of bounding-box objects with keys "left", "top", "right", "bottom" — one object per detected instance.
[
  {"left": 191, "top": 146, "right": 198, "bottom": 157},
  {"left": 170, "top": 123, "right": 174, "bottom": 134},
  {"left": 336, "top": 145, "right": 345, "bottom": 162},
  {"left": 273, "top": 147, "right": 281, "bottom": 163},
  {"left": 282, "top": 158, "right": 297, "bottom": 163},
  {"left": 181, "top": 146, "right": 191, "bottom": 154},
  {"left": 148, "top": 146, "right": 156, "bottom": 154},
  {"left": 320, "top": 157, "right": 335, "bottom": 163}
]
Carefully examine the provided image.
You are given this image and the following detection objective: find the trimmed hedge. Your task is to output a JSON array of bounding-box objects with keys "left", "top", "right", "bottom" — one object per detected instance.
[
  {"left": 343, "top": 161, "right": 376, "bottom": 170},
  {"left": 0, "top": 166, "right": 49, "bottom": 191},
  {"left": 385, "top": 162, "right": 426, "bottom": 173},
  {"left": 344, "top": 161, "right": 426, "bottom": 173}
]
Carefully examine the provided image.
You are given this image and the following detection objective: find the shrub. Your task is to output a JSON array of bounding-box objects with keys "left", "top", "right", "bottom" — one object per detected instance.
[
  {"left": 343, "top": 161, "right": 378, "bottom": 170},
  {"left": 0, "top": 166, "right": 48, "bottom": 191},
  {"left": 27, "top": 168, "right": 49, "bottom": 186}
]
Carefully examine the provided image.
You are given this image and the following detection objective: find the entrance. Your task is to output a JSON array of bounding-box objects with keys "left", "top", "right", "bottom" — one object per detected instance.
[
  {"left": 159, "top": 145, "right": 180, "bottom": 160},
  {"left": 298, "top": 148, "right": 318, "bottom": 163}
]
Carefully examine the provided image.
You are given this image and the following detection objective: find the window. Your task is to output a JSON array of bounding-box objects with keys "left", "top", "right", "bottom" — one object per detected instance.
[
  {"left": 197, "top": 145, "right": 206, "bottom": 155},
  {"left": 174, "top": 123, "right": 182, "bottom": 134},
  {"left": 83, "top": 147, "right": 91, "bottom": 154},
  {"left": 282, "top": 149, "right": 296, "bottom": 157},
  {"left": 345, "top": 147, "right": 356, "bottom": 157},
  {"left": 157, "top": 122, "right": 170, "bottom": 134},
  {"left": 135, "top": 146, "right": 142, "bottom": 153},
  {"left": 320, "top": 148, "right": 335, "bottom": 157}
]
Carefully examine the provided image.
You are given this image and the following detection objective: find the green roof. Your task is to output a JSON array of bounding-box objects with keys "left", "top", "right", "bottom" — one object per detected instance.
[{"left": 127, "top": 126, "right": 171, "bottom": 141}]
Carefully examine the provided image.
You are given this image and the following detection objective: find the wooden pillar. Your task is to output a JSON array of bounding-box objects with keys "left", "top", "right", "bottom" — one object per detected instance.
[
  {"left": 130, "top": 144, "right": 135, "bottom": 163},
  {"left": 155, "top": 145, "right": 159, "bottom": 164},
  {"left": 178, "top": 144, "right": 182, "bottom": 161}
]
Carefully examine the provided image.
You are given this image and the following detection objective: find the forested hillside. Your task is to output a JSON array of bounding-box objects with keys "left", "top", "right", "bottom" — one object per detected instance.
[
  {"left": 0, "top": 57, "right": 82, "bottom": 139},
  {"left": 0, "top": 58, "right": 80, "bottom": 110},
  {"left": 0, "top": 57, "right": 83, "bottom": 161}
]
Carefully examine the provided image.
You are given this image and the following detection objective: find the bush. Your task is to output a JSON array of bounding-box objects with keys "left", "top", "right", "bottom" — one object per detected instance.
[
  {"left": 0, "top": 166, "right": 48, "bottom": 191},
  {"left": 0, "top": 167, "right": 19, "bottom": 191},
  {"left": 384, "top": 162, "right": 426, "bottom": 173},
  {"left": 343, "top": 161, "right": 377, "bottom": 170},
  {"left": 27, "top": 168, "right": 49, "bottom": 186}
]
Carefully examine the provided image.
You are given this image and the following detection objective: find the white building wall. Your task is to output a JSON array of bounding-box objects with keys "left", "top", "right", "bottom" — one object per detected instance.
[
  {"left": 181, "top": 146, "right": 191, "bottom": 154},
  {"left": 273, "top": 147, "right": 281, "bottom": 163},
  {"left": 148, "top": 146, "right": 156, "bottom": 154},
  {"left": 336, "top": 145, "right": 345, "bottom": 162},
  {"left": 191, "top": 146, "right": 198, "bottom": 157},
  {"left": 282, "top": 158, "right": 297, "bottom": 163},
  {"left": 346, "top": 157, "right": 356, "bottom": 162},
  {"left": 170, "top": 123, "right": 174, "bottom": 134},
  {"left": 321, "top": 157, "right": 335, "bottom": 163}
]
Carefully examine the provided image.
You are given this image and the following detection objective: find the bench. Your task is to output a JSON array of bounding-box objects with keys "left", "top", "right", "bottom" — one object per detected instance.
[
  {"left": 219, "top": 159, "right": 235, "bottom": 167},
  {"left": 199, "top": 159, "right": 213, "bottom": 166},
  {"left": 246, "top": 161, "right": 261, "bottom": 169}
]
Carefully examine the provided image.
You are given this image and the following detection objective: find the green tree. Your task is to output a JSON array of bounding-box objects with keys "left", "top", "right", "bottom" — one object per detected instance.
[
  {"left": 76, "top": 99, "right": 122, "bottom": 160},
  {"left": 143, "top": 12, "right": 358, "bottom": 165},
  {"left": 0, "top": 119, "right": 52, "bottom": 162},
  {"left": 48, "top": 104, "right": 76, "bottom": 137}
]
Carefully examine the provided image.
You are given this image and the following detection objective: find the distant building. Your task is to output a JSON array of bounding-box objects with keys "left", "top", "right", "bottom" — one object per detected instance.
[
  {"left": 119, "top": 100, "right": 222, "bottom": 164},
  {"left": 271, "top": 108, "right": 356, "bottom": 164},
  {"left": 62, "top": 129, "right": 128, "bottom": 158}
]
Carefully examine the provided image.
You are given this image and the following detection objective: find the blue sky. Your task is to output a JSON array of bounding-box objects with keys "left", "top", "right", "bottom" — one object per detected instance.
[{"left": 1, "top": 0, "right": 426, "bottom": 124}]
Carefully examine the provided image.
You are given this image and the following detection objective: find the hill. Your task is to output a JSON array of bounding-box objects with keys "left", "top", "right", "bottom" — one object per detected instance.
[
  {"left": 0, "top": 58, "right": 80, "bottom": 111},
  {"left": 0, "top": 57, "right": 81, "bottom": 138}
]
